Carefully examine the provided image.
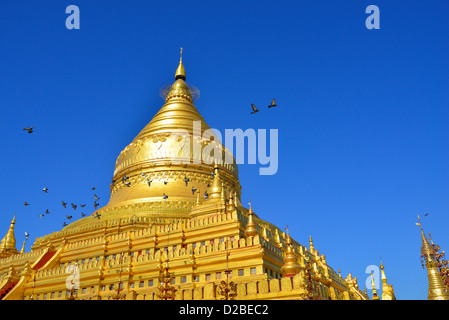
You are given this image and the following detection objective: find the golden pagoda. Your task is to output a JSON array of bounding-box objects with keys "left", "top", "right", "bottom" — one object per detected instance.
[{"left": 0, "top": 51, "right": 370, "bottom": 301}]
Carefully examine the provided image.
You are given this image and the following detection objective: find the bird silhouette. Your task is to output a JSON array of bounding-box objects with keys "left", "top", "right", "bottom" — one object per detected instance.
[
  {"left": 25, "top": 232, "right": 30, "bottom": 240},
  {"left": 146, "top": 178, "right": 152, "bottom": 187},
  {"left": 251, "top": 104, "right": 259, "bottom": 114},
  {"left": 211, "top": 170, "right": 215, "bottom": 179},
  {"left": 122, "top": 175, "right": 129, "bottom": 183},
  {"left": 94, "top": 201, "right": 99, "bottom": 209},
  {"left": 24, "top": 202, "right": 29, "bottom": 206},
  {"left": 66, "top": 215, "right": 72, "bottom": 220},
  {"left": 80, "top": 204, "right": 86, "bottom": 208},
  {"left": 81, "top": 212, "right": 86, "bottom": 217},
  {"left": 23, "top": 126, "right": 33, "bottom": 133},
  {"left": 192, "top": 187, "right": 197, "bottom": 195},
  {"left": 94, "top": 194, "right": 100, "bottom": 201},
  {"left": 42, "top": 187, "right": 48, "bottom": 193},
  {"left": 62, "top": 201, "right": 67, "bottom": 208},
  {"left": 184, "top": 175, "right": 190, "bottom": 186},
  {"left": 268, "top": 99, "right": 277, "bottom": 108},
  {"left": 425, "top": 213, "right": 430, "bottom": 216},
  {"left": 204, "top": 191, "right": 209, "bottom": 200},
  {"left": 45, "top": 209, "right": 50, "bottom": 214},
  {"left": 125, "top": 181, "right": 131, "bottom": 187},
  {"left": 207, "top": 183, "right": 211, "bottom": 188},
  {"left": 163, "top": 193, "right": 168, "bottom": 202},
  {"left": 92, "top": 187, "right": 96, "bottom": 190},
  {"left": 63, "top": 222, "right": 68, "bottom": 226},
  {"left": 93, "top": 213, "right": 101, "bottom": 219},
  {"left": 39, "top": 214, "right": 44, "bottom": 219},
  {"left": 164, "top": 181, "right": 168, "bottom": 185},
  {"left": 71, "top": 203, "right": 77, "bottom": 210}
]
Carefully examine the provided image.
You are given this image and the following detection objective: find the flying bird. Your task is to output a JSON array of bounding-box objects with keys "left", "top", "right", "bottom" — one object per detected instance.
[
  {"left": 122, "top": 175, "right": 129, "bottom": 183},
  {"left": 93, "top": 213, "right": 101, "bottom": 219},
  {"left": 250, "top": 104, "right": 259, "bottom": 114},
  {"left": 146, "top": 178, "right": 152, "bottom": 187},
  {"left": 268, "top": 99, "right": 277, "bottom": 108},
  {"left": 80, "top": 204, "right": 86, "bottom": 208},
  {"left": 45, "top": 209, "right": 50, "bottom": 214},
  {"left": 66, "top": 215, "right": 72, "bottom": 220},
  {"left": 94, "top": 194, "right": 100, "bottom": 201},
  {"left": 92, "top": 187, "right": 96, "bottom": 190},
  {"left": 94, "top": 201, "right": 99, "bottom": 209},
  {"left": 192, "top": 187, "right": 197, "bottom": 195},
  {"left": 62, "top": 201, "right": 67, "bottom": 208},
  {"left": 81, "top": 212, "right": 86, "bottom": 217},
  {"left": 184, "top": 175, "right": 190, "bottom": 186},
  {"left": 42, "top": 187, "right": 48, "bottom": 193},
  {"left": 24, "top": 202, "right": 29, "bottom": 206},
  {"left": 425, "top": 213, "right": 430, "bottom": 216},
  {"left": 63, "top": 222, "right": 68, "bottom": 226},
  {"left": 211, "top": 170, "right": 215, "bottom": 179},
  {"left": 204, "top": 191, "right": 209, "bottom": 200},
  {"left": 39, "top": 214, "right": 44, "bottom": 219},
  {"left": 23, "top": 126, "right": 33, "bottom": 133},
  {"left": 25, "top": 232, "right": 30, "bottom": 240},
  {"left": 125, "top": 181, "right": 131, "bottom": 187},
  {"left": 71, "top": 203, "right": 77, "bottom": 210},
  {"left": 164, "top": 181, "right": 168, "bottom": 185},
  {"left": 163, "top": 193, "right": 168, "bottom": 202}
]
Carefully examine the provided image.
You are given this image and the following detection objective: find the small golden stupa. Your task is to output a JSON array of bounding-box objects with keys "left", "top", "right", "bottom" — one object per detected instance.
[{"left": 0, "top": 50, "right": 372, "bottom": 300}]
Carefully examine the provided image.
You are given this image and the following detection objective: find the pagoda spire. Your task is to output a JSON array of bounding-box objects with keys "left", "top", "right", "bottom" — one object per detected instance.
[
  {"left": 175, "top": 47, "right": 186, "bottom": 80},
  {"left": 281, "top": 225, "right": 301, "bottom": 277},
  {"left": 417, "top": 215, "right": 449, "bottom": 300},
  {"left": 370, "top": 271, "right": 380, "bottom": 300},
  {"left": 0, "top": 214, "right": 19, "bottom": 258},
  {"left": 379, "top": 257, "right": 396, "bottom": 300},
  {"left": 244, "top": 201, "right": 258, "bottom": 238}
]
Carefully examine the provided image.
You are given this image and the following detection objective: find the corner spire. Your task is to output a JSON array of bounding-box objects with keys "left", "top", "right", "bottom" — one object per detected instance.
[
  {"left": 281, "top": 225, "right": 301, "bottom": 277},
  {"left": 370, "top": 271, "right": 380, "bottom": 300},
  {"left": 175, "top": 47, "right": 186, "bottom": 80},
  {"left": 244, "top": 201, "right": 258, "bottom": 238},
  {"left": 416, "top": 215, "right": 449, "bottom": 300},
  {"left": 0, "top": 214, "right": 19, "bottom": 258},
  {"left": 379, "top": 257, "right": 396, "bottom": 300}
]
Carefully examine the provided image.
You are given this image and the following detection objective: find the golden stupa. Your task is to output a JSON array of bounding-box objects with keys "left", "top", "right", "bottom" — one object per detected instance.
[{"left": 0, "top": 51, "right": 378, "bottom": 301}]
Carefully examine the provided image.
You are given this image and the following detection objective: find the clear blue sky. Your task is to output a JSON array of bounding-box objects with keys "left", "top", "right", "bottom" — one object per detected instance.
[{"left": 1, "top": 0, "right": 448, "bottom": 300}]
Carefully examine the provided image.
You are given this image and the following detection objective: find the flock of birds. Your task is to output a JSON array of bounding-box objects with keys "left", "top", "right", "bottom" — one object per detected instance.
[
  {"left": 25, "top": 185, "right": 101, "bottom": 228},
  {"left": 119, "top": 170, "right": 215, "bottom": 203},
  {"left": 250, "top": 98, "right": 277, "bottom": 114}
]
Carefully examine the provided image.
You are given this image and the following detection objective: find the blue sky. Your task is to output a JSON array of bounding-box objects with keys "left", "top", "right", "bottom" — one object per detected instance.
[{"left": 0, "top": 1, "right": 448, "bottom": 300}]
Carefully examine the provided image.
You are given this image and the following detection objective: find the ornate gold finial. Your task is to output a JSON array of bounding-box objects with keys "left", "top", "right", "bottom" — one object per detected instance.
[
  {"left": 379, "top": 257, "right": 396, "bottom": 300},
  {"left": 370, "top": 271, "right": 380, "bottom": 300},
  {"left": 175, "top": 47, "right": 186, "bottom": 80},
  {"left": 309, "top": 234, "right": 315, "bottom": 253},
  {"left": 244, "top": 201, "right": 258, "bottom": 238},
  {"left": 210, "top": 163, "right": 222, "bottom": 199},
  {"left": 417, "top": 216, "right": 449, "bottom": 300},
  {"left": 227, "top": 191, "right": 236, "bottom": 211},
  {"left": 281, "top": 225, "right": 301, "bottom": 277},
  {"left": 0, "top": 214, "right": 19, "bottom": 258}
]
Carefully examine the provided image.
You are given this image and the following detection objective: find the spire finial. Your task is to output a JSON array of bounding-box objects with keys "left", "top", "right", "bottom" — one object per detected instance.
[{"left": 175, "top": 47, "right": 186, "bottom": 80}]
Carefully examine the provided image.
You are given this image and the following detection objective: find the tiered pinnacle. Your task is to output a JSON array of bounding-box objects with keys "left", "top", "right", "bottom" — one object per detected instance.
[
  {"left": 0, "top": 214, "right": 19, "bottom": 258},
  {"left": 417, "top": 215, "right": 449, "bottom": 300}
]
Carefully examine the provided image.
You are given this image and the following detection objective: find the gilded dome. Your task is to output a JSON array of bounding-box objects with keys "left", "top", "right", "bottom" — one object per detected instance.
[{"left": 69, "top": 53, "right": 241, "bottom": 227}]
